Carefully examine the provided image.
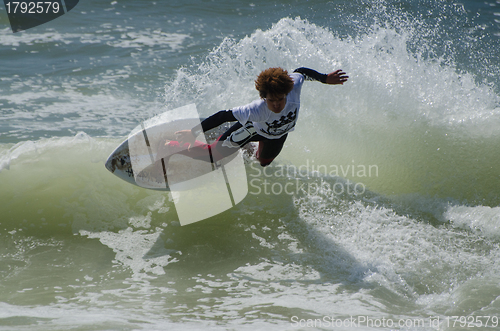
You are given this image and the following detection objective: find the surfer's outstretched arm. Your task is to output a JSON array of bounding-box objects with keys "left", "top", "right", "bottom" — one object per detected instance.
[{"left": 294, "top": 67, "right": 348, "bottom": 85}]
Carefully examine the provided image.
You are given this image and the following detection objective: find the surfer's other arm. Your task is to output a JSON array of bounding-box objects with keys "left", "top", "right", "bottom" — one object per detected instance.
[
  {"left": 176, "top": 110, "right": 236, "bottom": 147},
  {"left": 193, "top": 110, "right": 237, "bottom": 136}
]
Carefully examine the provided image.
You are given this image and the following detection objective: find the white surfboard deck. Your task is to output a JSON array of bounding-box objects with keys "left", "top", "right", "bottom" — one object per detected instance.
[{"left": 105, "top": 118, "right": 256, "bottom": 191}]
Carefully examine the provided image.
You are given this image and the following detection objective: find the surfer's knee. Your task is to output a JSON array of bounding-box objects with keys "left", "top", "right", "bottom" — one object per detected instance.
[
  {"left": 255, "top": 148, "right": 275, "bottom": 167},
  {"left": 258, "top": 157, "right": 275, "bottom": 167}
]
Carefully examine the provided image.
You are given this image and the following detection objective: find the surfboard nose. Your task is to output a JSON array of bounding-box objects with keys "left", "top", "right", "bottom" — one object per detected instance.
[
  {"left": 104, "top": 139, "right": 134, "bottom": 182},
  {"left": 104, "top": 153, "right": 115, "bottom": 173}
]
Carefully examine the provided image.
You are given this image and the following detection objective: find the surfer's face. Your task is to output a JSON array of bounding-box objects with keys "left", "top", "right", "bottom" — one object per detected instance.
[{"left": 265, "top": 94, "right": 287, "bottom": 113}]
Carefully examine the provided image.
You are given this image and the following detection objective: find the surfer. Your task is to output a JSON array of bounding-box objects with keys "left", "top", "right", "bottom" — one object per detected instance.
[{"left": 163, "top": 67, "right": 348, "bottom": 166}]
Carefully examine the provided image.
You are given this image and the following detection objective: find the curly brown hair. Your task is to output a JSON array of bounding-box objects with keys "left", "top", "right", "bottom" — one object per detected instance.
[{"left": 255, "top": 67, "right": 294, "bottom": 99}]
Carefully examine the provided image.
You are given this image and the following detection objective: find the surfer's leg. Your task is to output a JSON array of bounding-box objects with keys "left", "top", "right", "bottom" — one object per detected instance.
[
  {"left": 255, "top": 134, "right": 287, "bottom": 167},
  {"left": 214, "top": 121, "right": 257, "bottom": 154},
  {"left": 187, "top": 121, "right": 260, "bottom": 162},
  {"left": 203, "top": 121, "right": 287, "bottom": 166}
]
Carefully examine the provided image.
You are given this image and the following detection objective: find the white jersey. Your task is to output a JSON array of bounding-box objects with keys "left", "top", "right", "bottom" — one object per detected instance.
[{"left": 231, "top": 73, "right": 305, "bottom": 139}]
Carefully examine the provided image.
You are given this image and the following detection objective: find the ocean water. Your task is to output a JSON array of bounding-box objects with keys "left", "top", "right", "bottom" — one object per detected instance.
[{"left": 1, "top": 0, "right": 500, "bottom": 330}]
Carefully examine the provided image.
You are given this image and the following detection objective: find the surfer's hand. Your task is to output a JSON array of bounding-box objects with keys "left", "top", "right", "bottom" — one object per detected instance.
[
  {"left": 325, "top": 70, "right": 348, "bottom": 85},
  {"left": 175, "top": 130, "right": 196, "bottom": 150}
]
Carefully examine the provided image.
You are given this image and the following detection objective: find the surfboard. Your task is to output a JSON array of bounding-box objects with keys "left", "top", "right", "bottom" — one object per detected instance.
[{"left": 104, "top": 116, "right": 256, "bottom": 191}]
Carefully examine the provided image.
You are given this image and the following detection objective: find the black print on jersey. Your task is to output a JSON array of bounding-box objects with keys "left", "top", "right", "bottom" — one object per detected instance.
[{"left": 261, "top": 108, "right": 297, "bottom": 136}]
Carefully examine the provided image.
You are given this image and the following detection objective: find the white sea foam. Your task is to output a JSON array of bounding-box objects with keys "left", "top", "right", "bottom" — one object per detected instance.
[
  {"left": 444, "top": 205, "right": 500, "bottom": 239},
  {"left": 0, "top": 26, "right": 190, "bottom": 51}
]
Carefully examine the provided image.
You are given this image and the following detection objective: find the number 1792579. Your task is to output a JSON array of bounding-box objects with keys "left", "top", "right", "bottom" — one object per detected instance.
[{"left": 6, "top": 1, "right": 61, "bottom": 14}]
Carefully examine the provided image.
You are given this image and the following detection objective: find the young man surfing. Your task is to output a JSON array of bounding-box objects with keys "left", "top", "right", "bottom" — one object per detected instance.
[{"left": 165, "top": 67, "right": 348, "bottom": 167}]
